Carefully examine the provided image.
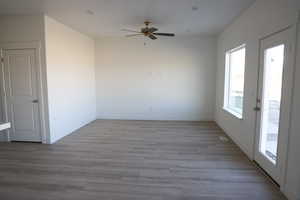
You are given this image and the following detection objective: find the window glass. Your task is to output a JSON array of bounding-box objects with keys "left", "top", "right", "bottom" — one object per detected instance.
[{"left": 224, "top": 45, "right": 246, "bottom": 118}]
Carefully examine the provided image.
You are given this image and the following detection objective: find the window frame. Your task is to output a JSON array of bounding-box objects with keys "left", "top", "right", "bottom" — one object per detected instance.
[{"left": 223, "top": 44, "right": 246, "bottom": 119}]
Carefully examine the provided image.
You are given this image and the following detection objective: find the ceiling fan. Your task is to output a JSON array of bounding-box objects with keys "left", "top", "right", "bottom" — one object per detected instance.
[{"left": 121, "top": 21, "right": 175, "bottom": 40}]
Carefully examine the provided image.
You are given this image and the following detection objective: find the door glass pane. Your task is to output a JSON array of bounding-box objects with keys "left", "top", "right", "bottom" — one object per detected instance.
[{"left": 259, "top": 44, "right": 285, "bottom": 164}]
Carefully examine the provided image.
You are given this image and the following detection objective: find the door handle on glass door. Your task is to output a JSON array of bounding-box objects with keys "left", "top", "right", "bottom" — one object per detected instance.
[
  {"left": 32, "top": 99, "right": 39, "bottom": 103},
  {"left": 254, "top": 107, "right": 261, "bottom": 111}
]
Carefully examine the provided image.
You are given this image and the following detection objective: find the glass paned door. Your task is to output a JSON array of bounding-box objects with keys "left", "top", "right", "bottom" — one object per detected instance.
[
  {"left": 255, "top": 27, "right": 295, "bottom": 185},
  {"left": 259, "top": 44, "right": 284, "bottom": 164}
]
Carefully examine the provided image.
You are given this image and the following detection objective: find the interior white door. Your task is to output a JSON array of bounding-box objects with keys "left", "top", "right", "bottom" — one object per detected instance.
[
  {"left": 2, "top": 49, "right": 41, "bottom": 142},
  {"left": 254, "top": 28, "right": 295, "bottom": 185}
]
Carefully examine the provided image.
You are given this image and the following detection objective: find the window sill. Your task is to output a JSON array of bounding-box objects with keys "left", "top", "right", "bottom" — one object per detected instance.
[{"left": 223, "top": 107, "right": 243, "bottom": 120}]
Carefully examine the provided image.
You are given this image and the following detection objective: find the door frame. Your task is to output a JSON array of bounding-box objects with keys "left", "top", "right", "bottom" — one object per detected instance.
[
  {"left": 0, "top": 41, "right": 48, "bottom": 143},
  {"left": 254, "top": 25, "right": 298, "bottom": 187}
]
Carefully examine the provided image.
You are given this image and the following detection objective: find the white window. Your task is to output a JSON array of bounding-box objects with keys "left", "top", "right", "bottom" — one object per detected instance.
[{"left": 224, "top": 44, "right": 246, "bottom": 119}]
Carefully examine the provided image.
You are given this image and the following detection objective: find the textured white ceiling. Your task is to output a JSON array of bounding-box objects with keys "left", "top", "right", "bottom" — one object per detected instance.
[{"left": 0, "top": 0, "right": 255, "bottom": 37}]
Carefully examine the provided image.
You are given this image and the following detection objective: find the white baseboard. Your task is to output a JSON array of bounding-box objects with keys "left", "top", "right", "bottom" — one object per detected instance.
[
  {"left": 49, "top": 118, "right": 96, "bottom": 144},
  {"left": 96, "top": 113, "right": 214, "bottom": 121},
  {"left": 215, "top": 119, "right": 253, "bottom": 159}
]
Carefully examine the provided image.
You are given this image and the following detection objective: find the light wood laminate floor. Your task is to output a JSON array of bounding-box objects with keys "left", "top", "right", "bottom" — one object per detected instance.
[{"left": 0, "top": 120, "right": 286, "bottom": 200}]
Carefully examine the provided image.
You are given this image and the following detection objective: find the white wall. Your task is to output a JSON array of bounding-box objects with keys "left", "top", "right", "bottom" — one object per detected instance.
[
  {"left": 0, "top": 15, "right": 45, "bottom": 42},
  {"left": 285, "top": 19, "right": 300, "bottom": 200},
  {"left": 215, "top": 0, "right": 300, "bottom": 199},
  {"left": 44, "top": 16, "right": 96, "bottom": 143},
  {"left": 0, "top": 15, "right": 49, "bottom": 142},
  {"left": 95, "top": 36, "right": 216, "bottom": 121}
]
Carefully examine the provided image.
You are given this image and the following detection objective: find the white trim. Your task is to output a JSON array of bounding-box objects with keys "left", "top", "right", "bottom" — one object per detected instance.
[
  {"left": 223, "top": 107, "right": 243, "bottom": 119},
  {"left": 0, "top": 41, "right": 41, "bottom": 50},
  {"left": 254, "top": 26, "right": 297, "bottom": 188},
  {"left": 96, "top": 113, "right": 214, "bottom": 121},
  {"left": 223, "top": 44, "right": 246, "bottom": 119},
  {"left": 0, "top": 122, "right": 10, "bottom": 131},
  {"left": 0, "top": 41, "right": 48, "bottom": 143},
  {"left": 226, "top": 43, "right": 246, "bottom": 54},
  {"left": 215, "top": 119, "right": 252, "bottom": 158}
]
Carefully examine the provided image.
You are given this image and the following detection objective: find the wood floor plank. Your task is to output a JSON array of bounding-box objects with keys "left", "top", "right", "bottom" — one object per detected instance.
[{"left": 0, "top": 120, "right": 286, "bottom": 200}]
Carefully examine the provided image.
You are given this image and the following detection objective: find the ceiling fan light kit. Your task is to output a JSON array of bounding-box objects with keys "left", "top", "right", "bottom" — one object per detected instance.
[{"left": 122, "top": 21, "right": 175, "bottom": 40}]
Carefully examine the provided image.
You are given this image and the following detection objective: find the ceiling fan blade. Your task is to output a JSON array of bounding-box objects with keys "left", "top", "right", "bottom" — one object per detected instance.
[
  {"left": 126, "top": 34, "right": 144, "bottom": 37},
  {"left": 149, "top": 27, "right": 158, "bottom": 33},
  {"left": 148, "top": 34, "right": 157, "bottom": 40},
  {"left": 121, "top": 29, "right": 141, "bottom": 33},
  {"left": 153, "top": 33, "right": 175, "bottom": 37}
]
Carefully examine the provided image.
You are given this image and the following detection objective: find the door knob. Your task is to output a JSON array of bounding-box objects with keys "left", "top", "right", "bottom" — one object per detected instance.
[
  {"left": 254, "top": 107, "right": 261, "bottom": 111},
  {"left": 32, "top": 99, "right": 39, "bottom": 103}
]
